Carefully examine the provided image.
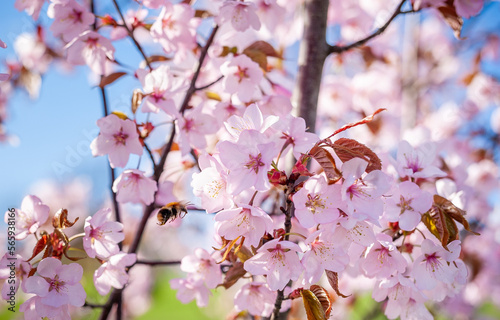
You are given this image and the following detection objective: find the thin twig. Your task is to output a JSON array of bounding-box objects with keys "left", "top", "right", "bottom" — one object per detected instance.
[
  {"left": 328, "top": 0, "right": 408, "bottom": 55},
  {"left": 195, "top": 75, "right": 224, "bottom": 91},
  {"left": 111, "top": 0, "right": 152, "bottom": 71},
  {"left": 144, "top": 143, "right": 156, "bottom": 167}
]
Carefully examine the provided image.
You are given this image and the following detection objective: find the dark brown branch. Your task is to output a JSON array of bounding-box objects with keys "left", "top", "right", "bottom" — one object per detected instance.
[
  {"left": 111, "top": 0, "right": 152, "bottom": 71},
  {"left": 84, "top": 302, "right": 105, "bottom": 308},
  {"left": 144, "top": 143, "right": 156, "bottom": 167},
  {"left": 328, "top": 0, "right": 407, "bottom": 55},
  {"left": 291, "top": 0, "right": 330, "bottom": 134},
  {"left": 134, "top": 259, "right": 181, "bottom": 266}
]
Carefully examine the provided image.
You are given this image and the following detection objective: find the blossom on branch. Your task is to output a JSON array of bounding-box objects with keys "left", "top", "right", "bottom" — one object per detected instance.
[
  {"left": 5, "top": 195, "right": 49, "bottom": 240},
  {"left": 112, "top": 169, "right": 157, "bottom": 205},
  {"left": 83, "top": 208, "right": 124, "bottom": 259},
  {"left": 94, "top": 252, "right": 137, "bottom": 295},
  {"left": 65, "top": 30, "right": 115, "bottom": 75}
]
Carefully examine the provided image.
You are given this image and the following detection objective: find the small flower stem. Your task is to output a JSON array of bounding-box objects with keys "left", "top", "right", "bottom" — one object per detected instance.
[
  {"left": 133, "top": 259, "right": 181, "bottom": 266},
  {"left": 194, "top": 75, "right": 224, "bottom": 91},
  {"left": 68, "top": 233, "right": 86, "bottom": 243}
]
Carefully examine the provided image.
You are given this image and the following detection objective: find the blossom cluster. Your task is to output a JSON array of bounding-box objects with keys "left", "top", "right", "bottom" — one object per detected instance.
[{"left": 1, "top": 0, "right": 498, "bottom": 319}]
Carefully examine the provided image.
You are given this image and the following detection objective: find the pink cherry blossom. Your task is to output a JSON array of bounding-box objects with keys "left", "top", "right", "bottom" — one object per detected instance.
[
  {"left": 5, "top": 195, "right": 49, "bottom": 240},
  {"left": 454, "top": 0, "right": 484, "bottom": 18},
  {"left": 90, "top": 114, "right": 143, "bottom": 168},
  {"left": 341, "top": 158, "right": 391, "bottom": 224},
  {"left": 215, "top": 204, "right": 274, "bottom": 247},
  {"left": 234, "top": 282, "right": 276, "bottom": 317},
  {"left": 191, "top": 154, "right": 233, "bottom": 213},
  {"left": 138, "top": 64, "right": 186, "bottom": 115},
  {"left": 220, "top": 54, "right": 263, "bottom": 103},
  {"left": 372, "top": 273, "right": 432, "bottom": 320},
  {"left": 293, "top": 175, "right": 342, "bottom": 228},
  {"left": 216, "top": 0, "right": 261, "bottom": 32},
  {"left": 112, "top": 169, "right": 158, "bottom": 205},
  {"left": 395, "top": 140, "right": 446, "bottom": 180},
  {"left": 224, "top": 103, "right": 278, "bottom": 141},
  {"left": 0, "top": 254, "right": 30, "bottom": 300},
  {"left": 142, "top": 0, "right": 168, "bottom": 9},
  {"left": 244, "top": 239, "right": 303, "bottom": 290},
  {"left": 412, "top": 239, "right": 462, "bottom": 291},
  {"left": 218, "top": 130, "right": 275, "bottom": 195},
  {"left": 150, "top": 2, "right": 197, "bottom": 54},
  {"left": 176, "top": 106, "right": 218, "bottom": 155},
  {"left": 170, "top": 277, "right": 210, "bottom": 307},
  {"left": 94, "top": 252, "right": 137, "bottom": 295},
  {"left": 83, "top": 208, "right": 125, "bottom": 259},
  {"left": 0, "top": 38, "right": 6, "bottom": 49},
  {"left": 384, "top": 181, "right": 433, "bottom": 231},
  {"left": 301, "top": 230, "right": 349, "bottom": 284},
  {"left": 253, "top": 0, "right": 286, "bottom": 32},
  {"left": 14, "top": 32, "right": 52, "bottom": 74},
  {"left": 275, "top": 115, "right": 319, "bottom": 159},
  {"left": 65, "top": 30, "right": 115, "bottom": 75},
  {"left": 180, "top": 248, "right": 222, "bottom": 289},
  {"left": 48, "top": 0, "right": 95, "bottom": 42},
  {"left": 20, "top": 295, "right": 71, "bottom": 320},
  {"left": 23, "top": 257, "right": 85, "bottom": 308},
  {"left": 15, "top": 0, "right": 46, "bottom": 20},
  {"left": 361, "top": 233, "right": 407, "bottom": 278}
]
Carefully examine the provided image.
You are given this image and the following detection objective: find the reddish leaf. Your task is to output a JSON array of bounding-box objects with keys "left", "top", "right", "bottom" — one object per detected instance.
[
  {"left": 326, "top": 108, "right": 386, "bottom": 138},
  {"left": 52, "top": 209, "right": 79, "bottom": 229},
  {"left": 438, "top": 0, "right": 463, "bottom": 39},
  {"left": 325, "top": 271, "right": 350, "bottom": 298},
  {"left": 243, "top": 41, "right": 282, "bottom": 70},
  {"left": 146, "top": 55, "right": 171, "bottom": 64},
  {"left": 27, "top": 233, "right": 49, "bottom": 262},
  {"left": 423, "top": 195, "right": 479, "bottom": 249},
  {"left": 308, "top": 145, "right": 342, "bottom": 184},
  {"left": 301, "top": 289, "right": 326, "bottom": 320},
  {"left": 331, "top": 138, "right": 382, "bottom": 173},
  {"left": 219, "top": 261, "right": 246, "bottom": 289},
  {"left": 98, "top": 72, "right": 127, "bottom": 88},
  {"left": 310, "top": 285, "right": 333, "bottom": 318}
]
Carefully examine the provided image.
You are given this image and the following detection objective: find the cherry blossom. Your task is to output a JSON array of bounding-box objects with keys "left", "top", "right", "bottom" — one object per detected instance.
[
  {"left": 191, "top": 154, "right": 232, "bottom": 213},
  {"left": 83, "top": 208, "right": 124, "bottom": 259},
  {"left": 15, "top": 0, "right": 46, "bottom": 20},
  {"left": 340, "top": 158, "right": 391, "bottom": 224},
  {"left": 244, "top": 239, "right": 303, "bottom": 290},
  {"left": 234, "top": 281, "right": 276, "bottom": 317},
  {"left": 454, "top": 0, "right": 484, "bottom": 18},
  {"left": 395, "top": 140, "right": 446, "bottom": 180},
  {"left": 48, "top": 0, "right": 95, "bottom": 42},
  {"left": 301, "top": 230, "right": 349, "bottom": 284},
  {"left": 224, "top": 103, "right": 278, "bottom": 141},
  {"left": 138, "top": 65, "right": 186, "bottom": 115},
  {"left": 94, "top": 252, "right": 137, "bottom": 295},
  {"left": 170, "top": 277, "right": 210, "bottom": 307},
  {"left": 372, "top": 273, "right": 432, "bottom": 320},
  {"left": 112, "top": 169, "right": 158, "bottom": 205},
  {"left": 65, "top": 30, "right": 115, "bottom": 75},
  {"left": 220, "top": 54, "right": 263, "bottom": 103},
  {"left": 180, "top": 248, "right": 222, "bottom": 289},
  {"left": 275, "top": 115, "right": 319, "bottom": 159},
  {"left": 384, "top": 181, "right": 433, "bottom": 231},
  {"left": 216, "top": 0, "right": 261, "bottom": 32},
  {"left": 176, "top": 106, "right": 218, "bottom": 155},
  {"left": 23, "top": 257, "right": 85, "bottom": 308},
  {"left": 361, "top": 233, "right": 407, "bottom": 278},
  {"left": 218, "top": 129, "right": 275, "bottom": 195},
  {"left": 5, "top": 195, "right": 49, "bottom": 240},
  {"left": 293, "top": 175, "right": 342, "bottom": 228},
  {"left": 412, "top": 239, "right": 462, "bottom": 291},
  {"left": 150, "top": 2, "right": 197, "bottom": 54},
  {"left": 215, "top": 204, "right": 274, "bottom": 247},
  {"left": 0, "top": 254, "right": 30, "bottom": 300},
  {"left": 90, "top": 114, "right": 143, "bottom": 168},
  {"left": 20, "top": 296, "right": 71, "bottom": 320}
]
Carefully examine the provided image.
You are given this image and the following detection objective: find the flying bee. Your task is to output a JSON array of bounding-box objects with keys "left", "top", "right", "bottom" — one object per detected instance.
[{"left": 157, "top": 201, "right": 190, "bottom": 225}]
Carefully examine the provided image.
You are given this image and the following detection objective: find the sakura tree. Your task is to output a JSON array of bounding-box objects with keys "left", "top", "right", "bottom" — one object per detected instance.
[{"left": 1, "top": 0, "right": 500, "bottom": 319}]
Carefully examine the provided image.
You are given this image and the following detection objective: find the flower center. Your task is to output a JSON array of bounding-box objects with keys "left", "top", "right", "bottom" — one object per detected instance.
[
  {"left": 46, "top": 275, "right": 66, "bottom": 293},
  {"left": 305, "top": 194, "right": 325, "bottom": 214},
  {"left": 113, "top": 129, "right": 129, "bottom": 145},
  {"left": 245, "top": 153, "right": 265, "bottom": 173},
  {"left": 70, "top": 8, "right": 83, "bottom": 23},
  {"left": 397, "top": 195, "right": 414, "bottom": 214},
  {"left": 235, "top": 66, "right": 249, "bottom": 82}
]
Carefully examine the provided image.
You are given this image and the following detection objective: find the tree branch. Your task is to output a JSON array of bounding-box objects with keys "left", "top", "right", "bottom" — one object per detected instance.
[
  {"left": 134, "top": 259, "right": 181, "bottom": 266},
  {"left": 328, "top": 0, "right": 407, "bottom": 55},
  {"left": 195, "top": 75, "right": 224, "bottom": 91},
  {"left": 111, "top": 0, "right": 152, "bottom": 71}
]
